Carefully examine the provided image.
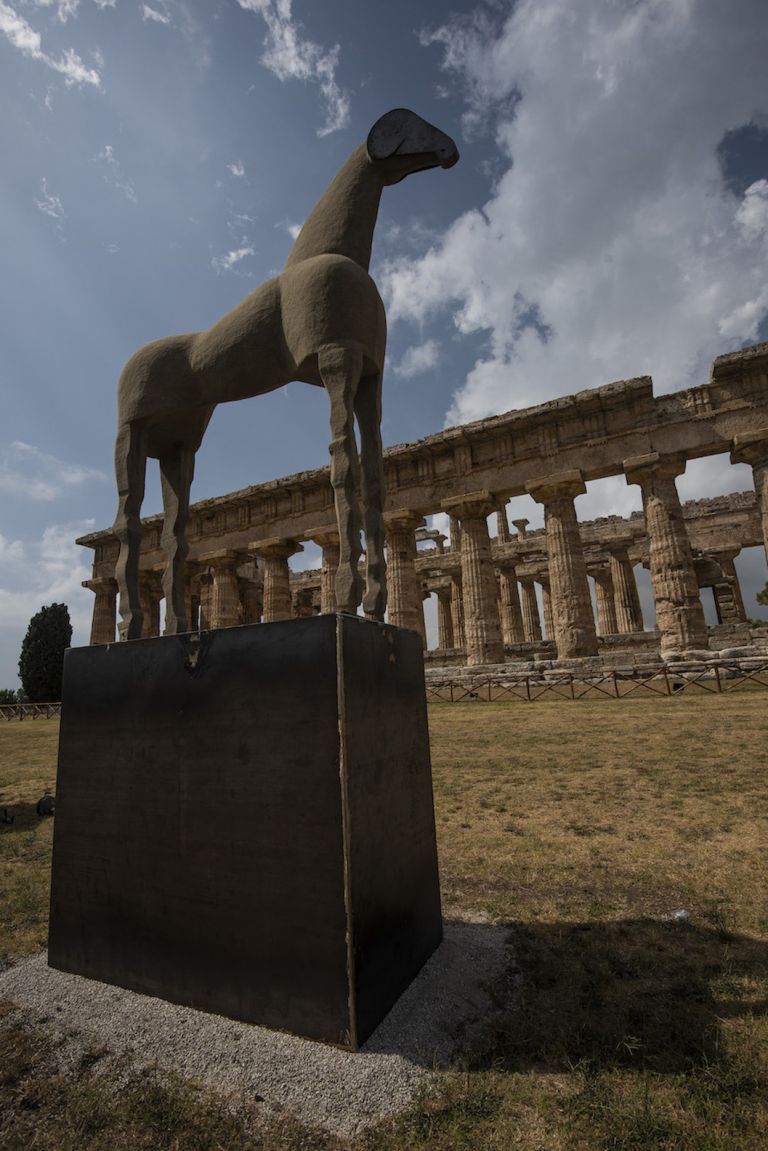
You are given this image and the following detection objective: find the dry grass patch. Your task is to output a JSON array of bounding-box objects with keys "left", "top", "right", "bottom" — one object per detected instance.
[
  {"left": 1, "top": 696, "right": 767, "bottom": 1150},
  {"left": 0, "top": 720, "right": 58, "bottom": 962}
]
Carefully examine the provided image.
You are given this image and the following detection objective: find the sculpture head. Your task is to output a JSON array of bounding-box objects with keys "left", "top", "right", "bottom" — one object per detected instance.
[{"left": 367, "top": 109, "right": 459, "bottom": 185}]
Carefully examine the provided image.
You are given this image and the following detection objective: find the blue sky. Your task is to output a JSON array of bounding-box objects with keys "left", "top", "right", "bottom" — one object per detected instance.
[{"left": 1, "top": 0, "right": 767, "bottom": 686}]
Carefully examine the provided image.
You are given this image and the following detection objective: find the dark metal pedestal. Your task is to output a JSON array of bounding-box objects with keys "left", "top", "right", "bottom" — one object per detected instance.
[{"left": 48, "top": 615, "right": 442, "bottom": 1048}]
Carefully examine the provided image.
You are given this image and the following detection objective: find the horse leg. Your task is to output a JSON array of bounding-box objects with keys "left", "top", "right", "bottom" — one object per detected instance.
[
  {"left": 319, "top": 343, "right": 364, "bottom": 614},
  {"left": 114, "top": 421, "right": 148, "bottom": 640},
  {"left": 159, "top": 443, "right": 196, "bottom": 634},
  {"left": 354, "top": 372, "right": 387, "bottom": 621}
]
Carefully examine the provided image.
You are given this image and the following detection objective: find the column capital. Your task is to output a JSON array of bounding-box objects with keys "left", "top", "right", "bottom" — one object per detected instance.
[
  {"left": 731, "top": 428, "right": 768, "bottom": 468},
  {"left": 138, "top": 568, "right": 163, "bottom": 592},
  {"left": 197, "top": 548, "right": 242, "bottom": 571},
  {"left": 495, "top": 555, "right": 518, "bottom": 575},
  {"left": 82, "top": 576, "right": 117, "bottom": 593},
  {"left": 604, "top": 534, "right": 635, "bottom": 555},
  {"left": 526, "top": 470, "right": 586, "bottom": 504},
  {"left": 249, "top": 537, "right": 304, "bottom": 561},
  {"left": 383, "top": 511, "right": 426, "bottom": 532},
  {"left": 511, "top": 518, "right": 529, "bottom": 537},
  {"left": 442, "top": 490, "right": 495, "bottom": 519},
  {"left": 623, "top": 451, "right": 686, "bottom": 485},
  {"left": 708, "top": 546, "right": 741, "bottom": 563},
  {"left": 304, "top": 526, "right": 340, "bottom": 548}
]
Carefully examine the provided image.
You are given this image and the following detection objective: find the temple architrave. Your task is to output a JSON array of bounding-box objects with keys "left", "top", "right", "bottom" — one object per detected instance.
[{"left": 80, "top": 342, "right": 768, "bottom": 667}]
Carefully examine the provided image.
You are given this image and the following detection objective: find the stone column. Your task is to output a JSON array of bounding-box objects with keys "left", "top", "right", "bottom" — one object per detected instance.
[
  {"left": 84, "top": 576, "right": 117, "bottom": 645},
  {"left": 450, "top": 572, "right": 465, "bottom": 649},
  {"left": 519, "top": 577, "right": 542, "bottom": 642},
  {"left": 709, "top": 549, "right": 747, "bottom": 623},
  {"left": 187, "top": 591, "right": 200, "bottom": 631},
  {"left": 731, "top": 429, "right": 768, "bottom": 563},
  {"left": 589, "top": 563, "right": 618, "bottom": 636},
  {"left": 449, "top": 515, "right": 462, "bottom": 553},
  {"left": 293, "top": 587, "right": 315, "bottom": 618},
  {"left": 527, "top": 471, "right": 598, "bottom": 658},
  {"left": 436, "top": 587, "right": 454, "bottom": 649},
  {"left": 384, "top": 513, "right": 426, "bottom": 640},
  {"left": 198, "top": 571, "right": 213, "bottom": 630},
  {"left": 624, "top": 452, "right": 708, "bottom": 655},
  {"left": 495, "top": 500, "right": 511, "bottom": 544},
  {"left": 252, "top": 539, "right": 303, "bottom": 623},
  {"left": 200, "top": 550, "right": 243, "bottom": 630},
  {"left": 138, "top": 572, "right": 162, "bottom": 638},
  {"left": 539, "top": 576, "right": 554, "bottom": 641},
  {"left": 497, "top": 562, "right": 525, "bottom": 645},
  {"left": 307, "top": 529, "right": 341, "bottom": 614},
  {"left": 237, "top": 567, "right": 262, "bottom": 625},
  {"left": 512, "top": 518, "right": 529, "bottom": 539},
  {"left": 444, "top": 493, "right": 504, "bottom": 665},
  {"left": 609, "top": 546, "right": 644, "bottom": 633}
]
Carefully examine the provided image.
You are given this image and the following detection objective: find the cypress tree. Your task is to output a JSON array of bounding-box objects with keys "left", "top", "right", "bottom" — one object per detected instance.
[{"left": 18, "top": 603, "right": 72, "bottom": 702}]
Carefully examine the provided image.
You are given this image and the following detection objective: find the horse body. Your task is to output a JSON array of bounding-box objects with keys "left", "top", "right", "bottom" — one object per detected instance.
[{"left": 114, "top": 110, "right": 458, "bottom": 640}]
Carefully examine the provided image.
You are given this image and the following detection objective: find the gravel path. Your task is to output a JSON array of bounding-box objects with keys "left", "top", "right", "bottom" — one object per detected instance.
[{"left": 0, "top": 921, "right": 511, "bottom": 1136}]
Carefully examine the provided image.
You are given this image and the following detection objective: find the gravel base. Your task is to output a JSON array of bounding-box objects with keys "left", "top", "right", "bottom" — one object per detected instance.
[{"left": 0, "top": 921, "right": 511, "bottom": 1136}]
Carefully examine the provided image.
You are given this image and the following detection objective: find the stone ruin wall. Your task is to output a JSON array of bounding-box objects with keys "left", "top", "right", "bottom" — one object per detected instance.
[{"left": 79, "top": 342, "right": 768, "bottom": 667}]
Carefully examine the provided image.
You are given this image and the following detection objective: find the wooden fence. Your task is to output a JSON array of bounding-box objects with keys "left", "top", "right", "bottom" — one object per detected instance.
[
  {"left": 425, "top": 662, "right": 768, "bottom": 703},
  {"left": 0, "top": 702, "right": 62, "bottom": 721}
]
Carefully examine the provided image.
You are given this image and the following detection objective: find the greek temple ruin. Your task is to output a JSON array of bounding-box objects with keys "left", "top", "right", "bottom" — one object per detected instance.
[{"left": 79, "top": 342, "right": 768, "bottom": 667}]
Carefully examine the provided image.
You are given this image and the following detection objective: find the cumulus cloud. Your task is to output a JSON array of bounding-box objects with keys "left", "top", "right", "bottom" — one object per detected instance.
[
  {"left": 34, "top": 176, "right": 65, "bottom": 220},
  {"left": 211, "top": 244, "right": 255, "bottom": 273},
  {"left": 0, "top": 441, "right": 109, "bottom": 502},
  {"left": 142, "top": 3, "right": 170, "bottom": 25},
  {"left": 93, "top": 144, "right": 137, "bottom": 202},
  {"left": 394, "top": 339, "right": 440, "bottom": 378},
  {"left": 237, "top": 0, "right": 350, "bottom": 136},
  {"left": 0, "top": 521, "right": 96, "bottom": 664},
  {"left": 382, "top": 0, "right": 768, "bottom": 427},
  {"left": 276, "top": 217, "right": 302, "bottom": 241},
  {"left": 29, "top": 0, "right": 80, "bottom": 22},
  {"left": 0, "top": 2, "right": 101, "bottom": 84}
]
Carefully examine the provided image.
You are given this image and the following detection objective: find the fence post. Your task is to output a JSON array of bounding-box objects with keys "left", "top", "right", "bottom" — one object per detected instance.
[
  {"left": 613, "top": 670, "right": 620, "bottom": 698},
  {"left": 714, "top": 664, "right": 722, "bottom": 693}
]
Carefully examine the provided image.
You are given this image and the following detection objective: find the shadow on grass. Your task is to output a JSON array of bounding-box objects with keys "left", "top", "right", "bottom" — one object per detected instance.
[
  {"left": 0, "top": 803, "right": 51, "bottom": 833},
  {"left": 470, "top": 918, "right": 768, "bottom": 1075}
]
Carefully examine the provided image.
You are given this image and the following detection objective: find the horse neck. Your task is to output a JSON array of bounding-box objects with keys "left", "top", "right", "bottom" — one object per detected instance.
[{"left": 284, "top": 145, "right": 383, "bottom": 272}]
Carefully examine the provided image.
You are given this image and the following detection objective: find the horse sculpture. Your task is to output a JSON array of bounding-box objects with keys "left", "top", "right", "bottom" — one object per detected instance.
[{"left": 113, "top": 109, "right": 459, "bottom": 640}]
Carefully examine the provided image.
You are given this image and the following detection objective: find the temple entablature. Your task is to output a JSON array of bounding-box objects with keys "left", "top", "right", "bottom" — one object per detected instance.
[{"left": 78, "top": 342, "right": 768, "bottom": 663}]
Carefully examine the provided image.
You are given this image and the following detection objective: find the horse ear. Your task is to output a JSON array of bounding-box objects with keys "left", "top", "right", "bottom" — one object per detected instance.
[{"left": 366, "top": 108, "right": 414, "bottom": 161}]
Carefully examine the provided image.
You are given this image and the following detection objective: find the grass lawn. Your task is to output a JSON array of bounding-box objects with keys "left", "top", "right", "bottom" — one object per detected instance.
[{"left": 1, "top": 695, "right": 767, "bottom": 1149}]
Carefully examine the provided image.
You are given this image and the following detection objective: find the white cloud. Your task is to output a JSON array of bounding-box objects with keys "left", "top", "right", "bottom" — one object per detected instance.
[
  {"left": 93, "top": 144, "right": 137, "bottom": 202},
  {"left": 0, "top": 441, "right": 109, "bottom": 502},
  {"left": 0, "top": 521, "right": 96, "bottom": 670},
  {"left": 34, "top": 176, "right": 64, "bottom": 220},
  {"left": 394, "top": 339, "right": 440, "bottom": 378},
  {"left": 29, "top": 0, "right": 80, "bottom": 23},
  {"left": 142, "top": 3, "right": 170, "bottom": 25},
  {"left": 735, "top": 179, "right": 768, "bottom": 243},
  {"left": 0, "top": 2, "right": 101, "bottom": 85},
  {"left": 237, "top": 0, "right": 350, "bottom": 136},
  {"left": 92, "top": 0, "right": 115, "bottom": 8},
  {"left": 211, "top": 245, "right": 255, "bottom": 273},
  {"left": 276, "top": 217, "right": 302, "bottom": 241},
  {"left": 227, "top": 159, "right": 246, "bottom": 178},
  {"left": 383, "top": 0, "right": 768, "bottom": 427}
]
